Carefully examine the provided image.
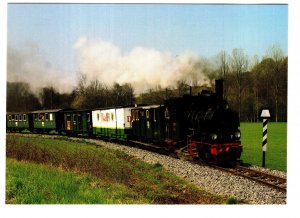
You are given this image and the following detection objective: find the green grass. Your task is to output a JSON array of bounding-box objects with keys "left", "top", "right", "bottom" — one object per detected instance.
[
  {"left": 6, "top": 134, "right": 228, "bottom": 204},
  {"left": 240, "top": 122, "right": 287, "bottom": 171},
  {"left": 6, "top": 158, "right": 148, "bottom": 204}
]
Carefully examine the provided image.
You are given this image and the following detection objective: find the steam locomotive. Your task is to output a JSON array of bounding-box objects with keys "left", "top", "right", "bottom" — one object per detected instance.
[{"left": 6, "top": 80, "right": 242, "bottom": 164}]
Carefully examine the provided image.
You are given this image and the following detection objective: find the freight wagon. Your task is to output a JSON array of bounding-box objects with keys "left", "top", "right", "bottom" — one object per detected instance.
[{"left": 92, "top": 107, "right": 134, "bottom": 140}]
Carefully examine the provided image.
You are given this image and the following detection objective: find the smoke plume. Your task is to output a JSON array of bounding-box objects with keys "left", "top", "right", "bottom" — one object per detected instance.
[
  {"left": 7, "top": 43, "right": 75, "bottom": 93},
  {"left": 74, "top": 37, "right": 209, "bottom": 94},
  {"left": 7, "top": 38, "right": 210, "bottom": 95}
]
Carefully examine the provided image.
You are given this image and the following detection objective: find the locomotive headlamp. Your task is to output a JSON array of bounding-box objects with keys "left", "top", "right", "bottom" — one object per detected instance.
[
  {"left": 234, "top": 131, "right": 241, "bottom": 140},
  {"left": 210, "top": 133, "right": 218, "bottom": 140}
]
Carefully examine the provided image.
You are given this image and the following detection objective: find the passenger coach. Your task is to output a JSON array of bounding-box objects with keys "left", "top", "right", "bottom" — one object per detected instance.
[
  {"left": 6, "top": 112, "right": 33, "bottom": 132},
  {"left": 31, "top": 109, "right": 66, "bottom": 133},
  {"left": 61, "top": 109, "right": 92, "bottom": 136}
]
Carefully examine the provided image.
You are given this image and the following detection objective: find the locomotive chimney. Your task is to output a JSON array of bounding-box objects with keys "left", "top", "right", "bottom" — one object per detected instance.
[{"left": 215, "top": 79, "right": 223, "bottom": 105}]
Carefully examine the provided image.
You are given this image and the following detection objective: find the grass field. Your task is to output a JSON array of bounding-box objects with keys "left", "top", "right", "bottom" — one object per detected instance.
[
  {"left": 6, "top": 135, "right": 229, "bottom": 204},
  {"left": 6, "top": 158, "right": 147, "bottom": 204},
  {"left": 240, "top": 122, "right": 287, "bottom": 171}
]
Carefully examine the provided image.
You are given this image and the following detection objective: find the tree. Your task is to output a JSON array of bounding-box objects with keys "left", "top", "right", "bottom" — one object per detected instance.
[
  {"left": 266, "top": 45, "right": 286, "bottom": 122},
  {"left": 39, "top": 86, "right": 62, "bottom": 109},
  {"left": 216, "top": 50, "right": 230, "bottom": 98},
  {"left": 229, "top": 48, "right": 249, "bottom": 118},
  {"left": 7, "top": 82, "right": 41, "bottom": 112},
  {"left": 176, "top": 80, "right": 190, "bottom": 96},
  {"left": 112, "top": 83, "right": 135, "bottom": 106},
  {"left": 71, "top": 74, "right": 135, "bottom": 109}
]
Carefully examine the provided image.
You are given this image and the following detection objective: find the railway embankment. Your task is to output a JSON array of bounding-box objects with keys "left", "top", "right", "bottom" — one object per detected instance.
[
  {"left": 6, "top": 133, "right": 286, "bottom": 204},
  {"left": 6, "top": 134, "right": 227, "bottom": 204}
]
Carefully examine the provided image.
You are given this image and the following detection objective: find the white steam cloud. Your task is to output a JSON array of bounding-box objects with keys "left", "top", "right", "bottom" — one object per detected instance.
[
  {"left": 74, "top": 37, "right": 209, "bottom": 93},
  {"left": 7, "top": 38, "right": 210, "bottom": 95},
  {"left": 7, "top": 43, "right": 75, "bottom": 93}
]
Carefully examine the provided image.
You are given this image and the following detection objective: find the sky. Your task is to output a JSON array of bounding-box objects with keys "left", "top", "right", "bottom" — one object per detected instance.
[{"left": 6, "top": 3, "right": 288, "bottom": 93}]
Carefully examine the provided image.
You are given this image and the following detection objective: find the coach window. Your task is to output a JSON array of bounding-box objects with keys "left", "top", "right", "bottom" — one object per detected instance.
[
  {"left": 146, "top": 110, "right": 149, "bottom": 119},
  {"left": 19, "top": 114, "right": 22, "bottom": 121},
  {"left": 23, "top": 114, "right": 26, "bottom": 121},
  {"left": 135, "top": 111, "right": 139, "bottom": 121},
  {"left": 39, "top": 113, "right": 45, "bottom": 121},
  {"left": 73, "top": 114, "right": 77, "bottom": 125},
  {"left": 111, "top": 113, "right": 114, "bottom": 121},
  {"left": 8, "top": 115, "right": 12, "bottom": 121},
  {"left": 45, "top": 113, "right": 49, "bottom": 121}
]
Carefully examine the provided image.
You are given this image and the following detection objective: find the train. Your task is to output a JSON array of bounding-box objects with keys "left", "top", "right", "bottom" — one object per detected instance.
[{"left": 6, "top": 79, "right": 242, "bottom": 164}]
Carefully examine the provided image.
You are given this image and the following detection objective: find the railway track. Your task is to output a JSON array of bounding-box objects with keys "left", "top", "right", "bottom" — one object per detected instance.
[
  {"left": 126, "top": 140, "right": 287, "bottom": 193},
  {"left": 212, "top": 165, "right": 286, "bottom": 192}
]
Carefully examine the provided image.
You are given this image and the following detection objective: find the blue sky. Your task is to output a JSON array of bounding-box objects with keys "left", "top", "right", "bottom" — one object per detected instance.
[{"left": 8, "top": 4, "right": 288, "bottom": 71}]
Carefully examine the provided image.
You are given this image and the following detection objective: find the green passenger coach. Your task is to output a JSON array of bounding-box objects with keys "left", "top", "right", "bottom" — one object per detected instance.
[
  {"left": 7, "top": 112, "right": 33, "bottom": 132},
  {"left": 31, "top": 109, "right": 65, "bottom": 133},
  {"left": 61, "top": 109, "right": 92, "bottom": 136},
  {"left": 131, "top": 105, "right": 165, "bottom": 142}
]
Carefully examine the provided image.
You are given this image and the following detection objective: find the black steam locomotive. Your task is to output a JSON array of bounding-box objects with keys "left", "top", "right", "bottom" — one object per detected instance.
[
  {"left": 7, "top": 80, "right": 242, "bottom": 164},
  {"left": 163, "top": 80, "right": 242, "bottom": 163}
]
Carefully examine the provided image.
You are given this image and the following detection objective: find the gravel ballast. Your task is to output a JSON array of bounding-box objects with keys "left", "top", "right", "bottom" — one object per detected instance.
[{"left": 86, "top": 139, "right": 286, "bottom": 204}]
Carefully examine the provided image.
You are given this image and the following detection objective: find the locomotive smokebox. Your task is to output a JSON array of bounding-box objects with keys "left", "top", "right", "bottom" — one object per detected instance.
[{"left": 215, "top": 79, "right": 223, "bottom": 105}]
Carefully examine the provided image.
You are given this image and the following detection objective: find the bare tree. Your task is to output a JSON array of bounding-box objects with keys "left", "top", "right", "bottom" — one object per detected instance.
[
  {"left": 229, "top": 48, "right": 249, "bottom": 118},
  {"left": 7, "top": 82, "right": 41, "bottom": 112},
  {"left": 266, "top": 45, "right": 285, "bottom": 122},
  {"left": 217, "top": 50, "right": 230, "bottom": 98},
  {"left": 176, "top": 80, "right": 190, "bottom": 96}
]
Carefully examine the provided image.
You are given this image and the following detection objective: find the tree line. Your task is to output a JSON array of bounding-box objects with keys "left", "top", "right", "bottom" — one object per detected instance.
[
  {"left": 7, "top": 77, "right": 135, "bottom": 112},
  {"left": 6, "top": 46, "right": 287, "bottom": 122}
]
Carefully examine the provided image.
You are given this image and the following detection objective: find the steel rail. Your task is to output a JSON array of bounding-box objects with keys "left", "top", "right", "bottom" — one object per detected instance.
[{"left": 211, "top": 165, "right": 286, "bottom": 192}]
